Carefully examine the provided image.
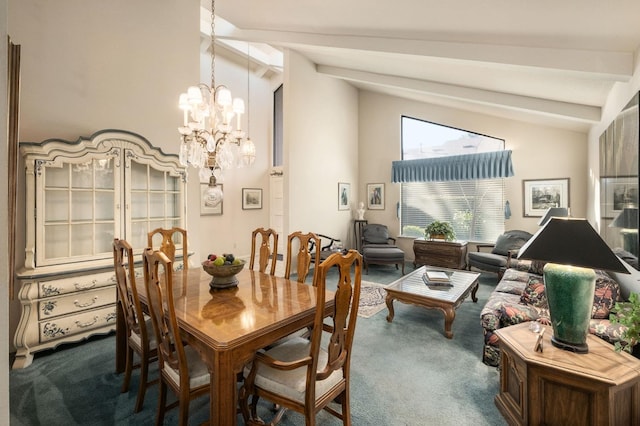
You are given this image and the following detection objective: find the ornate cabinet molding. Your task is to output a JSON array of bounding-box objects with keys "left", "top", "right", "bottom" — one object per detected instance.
[{"left": 13, "top": 129, "right": 186, "bottom": 369}]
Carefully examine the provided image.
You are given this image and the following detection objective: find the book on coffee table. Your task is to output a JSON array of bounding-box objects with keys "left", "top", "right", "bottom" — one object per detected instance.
[{"left": 423, "top": 270, "right": 452, "bottom": 286}]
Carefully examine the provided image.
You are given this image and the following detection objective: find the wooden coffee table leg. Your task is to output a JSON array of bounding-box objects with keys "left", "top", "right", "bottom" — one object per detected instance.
[
  {"left": 385, "top": 294, "right": 395, "bottom": 322},
  {"left": 443, "top": 307, "right": 455, "bottom": 339},
  {"left": 471, "top": 282, "right": 479, "bottom": 303}
]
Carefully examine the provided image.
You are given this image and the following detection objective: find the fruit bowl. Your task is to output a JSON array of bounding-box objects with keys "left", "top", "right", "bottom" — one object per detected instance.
[{"left": 202, "top": 259, "right": 246, "bottom": 289}]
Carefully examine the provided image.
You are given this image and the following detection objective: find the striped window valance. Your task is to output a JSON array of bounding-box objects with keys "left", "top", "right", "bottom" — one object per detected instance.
[{"left": 391, "top": 150, "right": 514, "bottom": 183}]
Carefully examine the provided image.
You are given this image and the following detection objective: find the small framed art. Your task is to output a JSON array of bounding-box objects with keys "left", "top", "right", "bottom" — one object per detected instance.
[
  {"left": 200, "top": 183, "right": 223, "bottom": 215},
  {"left": 242, "top": 188, "right": 262, "bottom": 210},
  {"left": 367, "top": 183, "right": 385, "bottom": 210},
  {"left": 338, "top": 182, "right": 350, "bottom": 211},
  {"left": 522, "top": 178, "right": 570, "bottom": 217},
  {"left": 601, "top": 177, "right": 639, "bottom": 218}
]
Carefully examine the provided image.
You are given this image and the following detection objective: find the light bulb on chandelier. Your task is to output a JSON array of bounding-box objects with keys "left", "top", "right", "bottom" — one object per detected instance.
[{"left": 177, "top": 0, "right": 256, "bottom": 206}]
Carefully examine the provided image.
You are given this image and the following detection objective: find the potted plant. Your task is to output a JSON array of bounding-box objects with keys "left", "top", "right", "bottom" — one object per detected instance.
[
  {"left": 424, "top": 221, "right": 456, "bottom": 241},
  {"left": 610, "top": 292, "right": 640, "bottom": 356}
]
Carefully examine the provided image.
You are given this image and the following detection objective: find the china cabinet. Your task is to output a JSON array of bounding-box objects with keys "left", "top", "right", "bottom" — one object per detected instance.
[{"left": 13, "top": 130, "right": 186, "bottom": 369}]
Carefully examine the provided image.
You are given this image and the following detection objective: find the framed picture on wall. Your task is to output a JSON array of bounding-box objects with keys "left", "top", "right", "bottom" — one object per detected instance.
[
  {"left": 367, "top": 183, "right": 385, "bottom": 210},
  {"left": 602, "top": 177, "right": 638, "bottom": 218},
  {"left": 200, "top": 183, "right": 223, "bottom": 215},
  {"left": 522, "top": 178, "right": 570, "bottom": 217},
  {"left": 242, "top": 188, "right": 262, "bottom": 210},
  {"left": 338, "top": 182, "right": 350, "bottom": 211}
]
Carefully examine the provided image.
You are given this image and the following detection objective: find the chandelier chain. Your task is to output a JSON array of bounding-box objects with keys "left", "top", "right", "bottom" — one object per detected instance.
[
  {"left": 247, "top": 44, "right": 250, "bottom": 134},
  {"left": 210, "top": 0, "right": 215, "bottom": 89}
]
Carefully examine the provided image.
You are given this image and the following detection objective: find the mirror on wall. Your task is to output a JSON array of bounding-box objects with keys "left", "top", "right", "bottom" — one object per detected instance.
[{"left": 599, "top": 92, "right": 639, "bottom": 270}]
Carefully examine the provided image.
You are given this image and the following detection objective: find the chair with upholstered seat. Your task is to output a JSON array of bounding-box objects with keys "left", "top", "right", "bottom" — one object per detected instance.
[
  {"left": 467, "top": 229, "right": 533, "bottom": 278},
  {"left": 239, "top": 249, "right": 363, "bottom": 426},
  {"left": 147, "top": 227, "right": 188, "bottom": 269},
  {"left": 361, "top": 223, "right": 405, "bottom": 274},
  {"left": 112, "top": 238, "right": 157, "bottom": 413},
  {"left": 250, "top": 227, "right": 279, "bottom": 275},
  {"left": 142, "top": 248, "right": 209, "bottom": 426}
]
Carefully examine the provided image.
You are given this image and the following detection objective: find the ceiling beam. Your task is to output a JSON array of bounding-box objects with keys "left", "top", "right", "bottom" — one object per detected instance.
[
  {"left": 220, "top": 28, "right": 633, "bottom": 81},
  {"left": 317, "top": 65, "right": 601, "bottom": 123}
]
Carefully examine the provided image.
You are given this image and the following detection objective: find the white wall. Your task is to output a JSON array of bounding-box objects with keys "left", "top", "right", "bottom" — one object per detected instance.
[
  {"left": 7, "top": 0, "right": 200, "bottom": 353},
  {"left": 358, "top": 90, "right": 589, "bottom": 245},
  {"left": 283, "top": 50, "right": 359, "bottom": 246},
  {"left": 1, "top": 0, "right": 10, "bottom": 421}
]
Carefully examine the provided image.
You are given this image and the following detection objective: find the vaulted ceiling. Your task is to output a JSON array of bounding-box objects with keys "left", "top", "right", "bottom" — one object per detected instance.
[{"left": 211, "top": 0, "right": 640, "bottom": 132}]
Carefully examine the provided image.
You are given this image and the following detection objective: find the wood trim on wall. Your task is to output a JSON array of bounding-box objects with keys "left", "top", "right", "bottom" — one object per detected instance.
[{"left": 7, "top": 37, "right": 20, "bottom": 299}]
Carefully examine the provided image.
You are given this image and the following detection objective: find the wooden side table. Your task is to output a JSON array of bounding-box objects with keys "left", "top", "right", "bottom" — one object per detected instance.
[
  {"left": 495, "top": 322, "right": 640, "bottom": 426},
  {"left": 413, "top": 238, "right": 467, "bottom": 269}
]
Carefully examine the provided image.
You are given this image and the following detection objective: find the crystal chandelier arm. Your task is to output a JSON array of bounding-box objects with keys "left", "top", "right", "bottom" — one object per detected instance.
[{"left": 177, "top": 0, "right": 252, "bottom": 171}]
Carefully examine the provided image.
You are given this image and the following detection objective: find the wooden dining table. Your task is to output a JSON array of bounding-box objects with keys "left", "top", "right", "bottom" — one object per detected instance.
[{"left": 115, "top": 266, "right": 334, "bottom": 426}]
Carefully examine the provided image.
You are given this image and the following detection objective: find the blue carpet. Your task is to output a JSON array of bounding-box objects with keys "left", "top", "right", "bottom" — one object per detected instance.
[{"left": 10, "top": 263, "right": 506, "bottom": 425}]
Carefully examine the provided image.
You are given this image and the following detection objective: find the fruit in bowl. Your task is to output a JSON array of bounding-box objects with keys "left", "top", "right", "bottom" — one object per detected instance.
[{"left": 202, "top": 253, "right": 245, "bottom": 289}]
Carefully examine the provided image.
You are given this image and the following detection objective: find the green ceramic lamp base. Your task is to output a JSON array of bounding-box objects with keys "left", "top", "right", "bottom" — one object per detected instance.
[
  {"left": 543, "top": 262, "right": 596, "bottom": 354},
  {"left": 550, "top": 336, "right": 589, "bottom": 353}
]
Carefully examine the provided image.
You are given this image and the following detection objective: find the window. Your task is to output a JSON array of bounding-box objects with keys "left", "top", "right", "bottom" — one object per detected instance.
[{"left": 398, "top": 116, "right": 508, "bottom": 242}]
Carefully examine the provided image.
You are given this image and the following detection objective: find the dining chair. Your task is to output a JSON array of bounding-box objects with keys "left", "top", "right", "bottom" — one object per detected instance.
[
  {"left": 239, "top": 249, "right": 363, "bottom": 426},
  {"left": 284, "top": 231, "right": 321, "bottom": 283},
  {"left": 147, "top": 227, "right": 188, "bottom": 269},
  {"left": 112, "top": 238, "right": 158, "bottom": 413},
  {"left": 250, "top": 227, "right": 279, "bottom": 276},
  {"left": 142, "top": 248, "right": 209, "bottom": 426}
]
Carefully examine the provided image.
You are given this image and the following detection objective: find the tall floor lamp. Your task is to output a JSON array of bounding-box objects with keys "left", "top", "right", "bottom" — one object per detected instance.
[{"left": 518, "top": 218, "right": 629, "bottom": 353}]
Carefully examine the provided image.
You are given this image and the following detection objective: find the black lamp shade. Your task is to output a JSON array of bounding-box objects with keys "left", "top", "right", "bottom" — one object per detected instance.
[
  {"left": 609, "top": 207, "right": 638, "bottom": 230},
  {"left": 538, "top": 207, "right": 569, "bottom": 226},
  {"left": 518, "top": 217, "right": 629, "bottom": 273}
]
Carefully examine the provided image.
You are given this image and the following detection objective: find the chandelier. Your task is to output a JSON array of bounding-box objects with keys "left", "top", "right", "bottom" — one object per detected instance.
[{"left": 178, "top": 0, "right": 256, "bottom": 207}]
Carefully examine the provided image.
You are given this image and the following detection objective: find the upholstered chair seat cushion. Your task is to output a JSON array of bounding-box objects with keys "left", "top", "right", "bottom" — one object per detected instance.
[
  {"left": 468, "top": 252, "right": 510, "bottom": 269},
  {"left": 363, "top": 246, "right": 404, "bottom": 262},
  {"left": 164, "top": 345, "right": 210, "bottom": 389},
  {"left": 245, "top": 337, "right": 343, "bottom": 404},
  {"left": 129, "top": 318, "right": 157, "bottom": 349}
]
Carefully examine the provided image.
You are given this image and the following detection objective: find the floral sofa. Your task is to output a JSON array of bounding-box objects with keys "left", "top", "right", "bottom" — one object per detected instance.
[{"left": 480, "top": 259, "right": 627, "bottom": 367}]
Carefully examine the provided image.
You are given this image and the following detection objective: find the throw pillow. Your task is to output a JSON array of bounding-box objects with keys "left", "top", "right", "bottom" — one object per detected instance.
[
  {"left": 500, "top": 304, "right": 539, "bottom": 327},
  {"left": 592, "top": 271, "right": 621, "bottom": 319},
  {"left": 528, "top": 260, "right": 547, "bottom": 276},
  {"left": 491, "top": 231, "right": 532, "bottom": 256},
  {"left": 520, "top": 276, "right": 547, "bottom": 308}
]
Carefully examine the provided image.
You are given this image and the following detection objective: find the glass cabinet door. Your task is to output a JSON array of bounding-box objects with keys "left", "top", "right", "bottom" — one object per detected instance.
[
  {"left": 23, "top": 131, "right": 187, "bottom": 271},
  {"left": 39, "top": 157, "right": 117, "bottom": 266},
  {"left": 127, "top": 158, "right": 183, "bottom": 250}
]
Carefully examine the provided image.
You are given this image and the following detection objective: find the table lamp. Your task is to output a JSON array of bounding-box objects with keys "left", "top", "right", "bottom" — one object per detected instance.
[
  {"left": 517, "top": 217, "right": 629, "bottom": 353},
  {"left": 609, "top": 207, "right": 638, "bottom": 255},
  {"left": 537, "top": 207, "right": 569, "bottom": 226}
]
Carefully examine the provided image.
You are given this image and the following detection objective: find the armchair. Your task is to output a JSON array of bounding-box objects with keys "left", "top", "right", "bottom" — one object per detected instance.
[
  {"left": 467, "top": 229, "right": 533, "bottom": 278},
  {"left": 361, "top": 223, "right": 405, "bottom": 274},
  {"left": 309, "top": 233, "right": 343, "bottom": 263}
]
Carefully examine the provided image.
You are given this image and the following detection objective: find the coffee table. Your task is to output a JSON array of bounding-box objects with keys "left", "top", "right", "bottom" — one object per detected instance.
[{"left": 385, "top": 266, "right": 480, "bottom": 338}]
